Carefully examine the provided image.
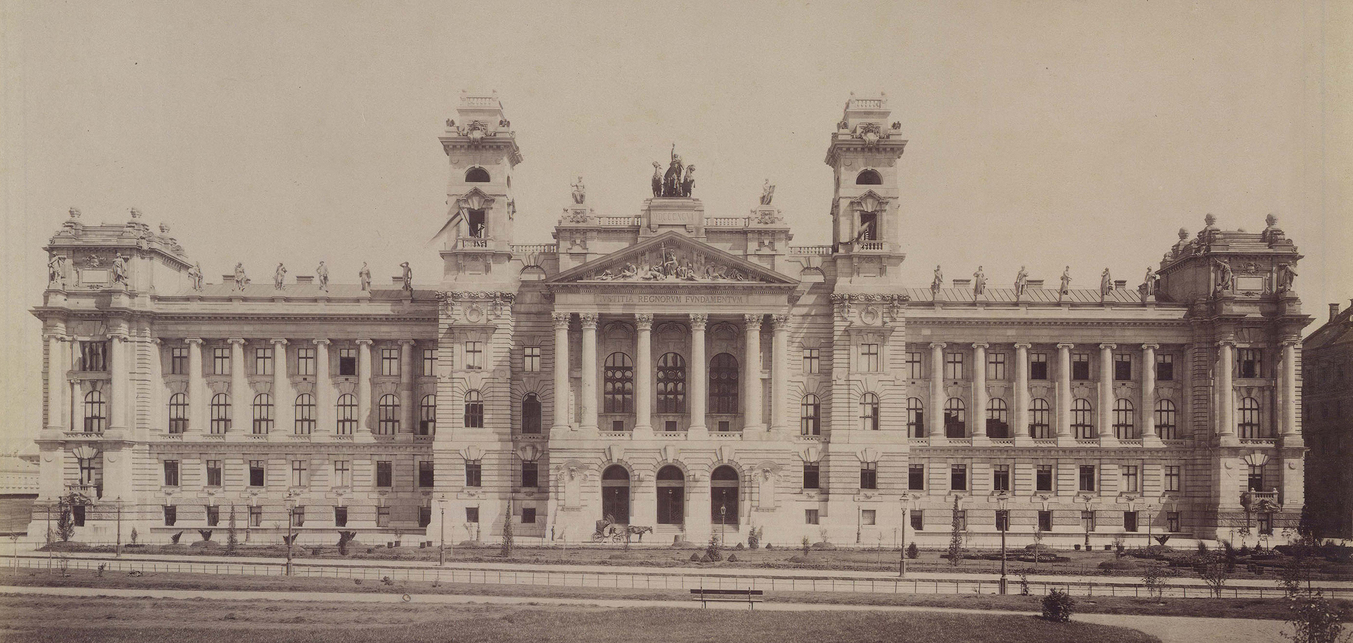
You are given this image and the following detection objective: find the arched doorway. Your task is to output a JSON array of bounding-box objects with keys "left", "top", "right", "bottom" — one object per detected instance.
[
  {"left": 601, "top": 465, "right": 630, "bottom": 524},
  {"left": 656, "top": 465, "right": 685, "bottom": 525},
  {"left": 710, "top": 465, "right": 739, "bottom": 526}
]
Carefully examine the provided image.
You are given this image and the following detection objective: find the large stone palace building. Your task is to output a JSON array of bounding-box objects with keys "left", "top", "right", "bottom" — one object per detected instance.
[
  {"left": 1303, "top": 301, "right": 1353, "bottom": 539},
  {"left": 30, "top": 93, "right": 1313, "bottom": 549}
]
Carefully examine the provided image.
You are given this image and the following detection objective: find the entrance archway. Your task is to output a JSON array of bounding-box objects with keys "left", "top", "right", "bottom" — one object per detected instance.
[
  {"left": 601, "top": 465, "right": 630, "bottom": 524},
  {"left": 656, "top": 465, "right": 685, "bottom": 525},
  {"left": 710, "top": 465, "right": 739, "bottom": 526}
]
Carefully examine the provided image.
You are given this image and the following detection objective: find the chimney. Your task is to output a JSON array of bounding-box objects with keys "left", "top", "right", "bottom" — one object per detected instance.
[{"left": 1332, "top": 303, "right": 1342, "bottom": 323}]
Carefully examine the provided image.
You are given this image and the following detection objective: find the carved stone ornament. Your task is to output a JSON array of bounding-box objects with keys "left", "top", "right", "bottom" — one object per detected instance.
[
  {"left": 580, "top": 242, "right": 759, "bottom": 283},
  {"left": 855, "top": 122, "right": 884, "bottom": 146}
]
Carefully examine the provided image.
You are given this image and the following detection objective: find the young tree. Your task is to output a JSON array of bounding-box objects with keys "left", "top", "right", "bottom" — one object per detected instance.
[
  {"left": 1196, "top": 550, "right": 1230, "bottom": 598},
  {"left": 947, "top": 496, "right": 964, "bottom": 567},
  {"left": 499, "top": 499, "right": 514, "bottom": 558},
  {"left": 1142, "top": 563, "right": 1174, "bottom": 601},
  {"left": 226, "top": 505, "right": 238, "bottom": 553}
]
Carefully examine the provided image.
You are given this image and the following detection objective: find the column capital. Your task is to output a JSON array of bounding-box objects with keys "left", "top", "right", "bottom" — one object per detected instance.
[
  {"left": 227, "top": 337, "right": 247, "bottom": 346},
  {"left": 270, "top": 338, "right": 289, "bottom": 346},
  {"left": 971, "top": 342, "right": 989, "bottom": 350},
  {"left": 551, "top": 312, "right": 571, "bottom": 329},
  {"left": 1013, "top": 342, "right": 1032, "bottom": 350},
  {"left": 742, "top": 313, "right": 763, "bottom": 328},
  {"left": 929, "top": 342, "right": 947, "bottom": 350},
  {"left": 1217, "top": 339, "right": 1236, "bottom": 348},
  {"left": 689, "top": 312, "right": 708, "bottom": 330},
  {"left": 398, "top": 339, "right": 417, "bottom": 347},
  {"left": 354, "top": 339, "right": 374, "bottom": 347},
  {"left": 1056, "top": 343, "right": 1075, "bottom": 350},
  {"left": 1141, "top": 343, "right": 1160, "bottom": 351},
  {"left": 635, "top": 313, "right": 654, "bottom": 330},
  {"left": 312, "top": 338, "right": 331, "bottom": 346},
  {"left": 771, "top": 314, "right": 790, "bottom": 330},
  {"left": 1280, "top": 339, "right": 1301, "bottom": 348},
  {"left": 1098, "top": 343, "right": 1117, "bottom": 350},
  {"left": 578, "top": 312, "right": 598, "bottom": 329},
  {"left": 149, "top": 337, "right": 164, "bottom": 346},
  {"left": 185, "top": 338, "right": 205, "bottom": 346}
]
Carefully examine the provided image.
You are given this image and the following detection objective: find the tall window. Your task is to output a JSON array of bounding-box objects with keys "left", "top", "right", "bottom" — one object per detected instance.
[
  {"left": 1248, "top": 464, "right": 1265, "bottom": 492},
  {"left": 906, "top": 398, "right": 925, "bottom": 438},
  {"left": 163, "top": 460, "right": 179, "bottom": 486},
  {"left": 944, "top": 353, "right": 964, "bottom": 380},
  {"left": 1112, "top": 399, "right": 1136, "bottom": 439},
  {"left": 252, "top": 394, "right": 273, "bottom": 434},
  {"left": 800, "top": 394, "right": 820, "bottom": 435},
  {"left": 1238, "top": 397, "right": 1264, "bottom": 438},
  {"left": 1155, "top": 399, "right": 1178, "bottom": 440},
  {"left": 1124, "top": 511, "right": 1138, "bottom": 532},
  {"left": 333, "top": 460, "right": 350, "bottom": 487},
  {"left": 1082, "top": 510, "right": 1096, "bottom": 532},
  {"left": 421, "top": 348, "right": 436, "bottom": 376},
  {"left": 860, "top": 343, "right": 880, "bottom": 372},
  {"left": 255, "top": 347, "right": 274, "bottom": 376},
  {"left": 419, "top": 460, "right": 435, "bottom": 488},
  {"left": 212, "top": 347, "right": 231, "bottom": 375},
  {"left": 465, "top": 461, "right": 482, "bottom": 487},
  {"left": 803, "top": 463, "right": 820, "bottom": 489},
  {"left": 380, "top": 348, "right": 399, "bottom": 376},
  {"left": 523, "top": 346, "right": 541, "bottom": 372},
  {"left": 1167, "top": 511, "right": 1180, "bottom": 532},
  {"left": 1114, "top": 353, "right": 1132, "bottom": 380},
  {"left": 170, "top": 347, "right": 188, "bottom": 375},
  {"left": 1038, "top": 511, "right": 1052, "bottom": 532},
  {"left": 951, "top": 464, "right": 967, "bottom": 491},
  {"left": 375, "top": 461, "right": 392, "bottom": 488},
  {"left": 986, "top": 398, "right": 1009, "bottom": 438},
  {"left": 803, "top": 348, "right": 820, "bottom": 374},
  {"left": 656, "top": 353, "right": 686, "bottom": 413},
  {"left": 1029, "top": 398, "right": 1051, "bottom": 439},
  {"left": 1122, "top": 465, "right": 1139, "bottom": 493},
  {"left": 420, "top": 395, "right": 437, "bottom": 435},
  {"left": 1036, "top": 464, "right": 1054, "bottom": 492},
  {"left": 1164, "top": 465, "right": 1182, "bottom": 492},
  {"left": 83, "top": 391, "right": 106, "bottom": 433},
  {"left": 465, "top": 341, "right": 484, "bottom": 370},
  {"left": 860, "top": 462, "right": 878, "bottom": 490},
  {"left": 336, "top": 394, "right": 357, "bottom": 434},
  {"left": 164, "top": 505, "right": 177, "bottom": 526},
  {"left": 249, "top": 506, "right": 262, "bottom": 527},
  {"left": 909, "top": 464, "right": 925, "bottom": 490},
  {"left": 520, "top": 461, "right": 539, "bottom": 488},
  {"left": 1155, "top": 353, "right": 1174, "bottom": 381},
  {"left": 463, "top": 391, "right": 484, "bottom": 428},
  {"left": 338, "top": 348, "right": 357, "bottom": 376},
  {"left": 296, "top": 347, "right": 316, "bottom": 376},
  {"left": 709, "top": 353, "right": 739, "bottom": 414},
  {"left": 1238, "top": 348, "right": 1262, "bottom": 378},
  {"left": 376, "top": 394, "right": 399, "bottom": 434},
  {"left": 1079, "top": 465, "right": 1096, "bottom": 492},
  {"left": 1071, "top": 398, "right": 1094, "bottom": 439},
  {"left": 603, "top": 352, "right": 634, "bottom": 413},
  {"left": 294, "top": 394, "right": 316, "bottom": 434},
  {"left": 943, "top": 397, "right": 966, "bottom": 438},
  {"left": 80, "top": 341, "right": 108, "bottom": 371},
  {"left": 249, "top": 460, "right": 265, "bottom": 487},
  {"left": 1030, "top": 352, "right": 1048, "bottom": 380},
  {"left": 521, "top": 393, "right": 541, "bottom": 434},
  {"left": 1072, "top": 352, "right": 1090, "bottom": 380},
  {"left": 987, "top": 352, "right": 1007, "bottom": 380},
  {"left": 905, "top": 351, "right": 922, "bottom": 379},
  {"left": 168, "top": 393, "right": 188, "bottom": 434},
  {"left": 206, "top": 460, "right": 222, "bottom": 487},
  {"left": 859, "top": 393, "right": 880, "bottom": 431},
  {"left": 291, "top": 459, "right": 307, "bottom": 487},
  {"left": 996, "top": 509, "right": 1010, "bottom": 532},
  {"left": 210, "top": 393, "right": 231, "bottom": 433},
  {"left": 993, "top": 464, "right": 1010, "bottom": 492}
]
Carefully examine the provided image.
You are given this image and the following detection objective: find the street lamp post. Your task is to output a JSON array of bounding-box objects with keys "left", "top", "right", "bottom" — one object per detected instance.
[
  {"left": 898, "top": 498, "right": 910, "bottom": 578},
  {"left": 719, "top": 504, "right": 727, "bottom": 548},
  {"left": 115, "top": 497, "right": 122, "bottom": 558},
  {"left": 998, "top": 495, "right": 1009, "bottom": 595},
  {"left": 438, "top": 495, "right": 447, "bottom": 566},
  {"left": 285, "top": 493, "right": 296, "bottom": 577}
]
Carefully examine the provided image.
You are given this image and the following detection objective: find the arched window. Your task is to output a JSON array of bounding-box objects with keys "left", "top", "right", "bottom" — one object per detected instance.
[
  {"left": 1238, "top": 397, "right": 1264, "bottom": 438},
  {"left": 1155, "top": 399, "right": 1178, "bottom": 440},
  {"left": 210, "top": 393, "right": 231, "bottom": 434},
  {"left": 521, "top": 393, "right": 541, "bottom": 434},
  {"left": 856, "top": 169, "right": 882, "bottom": 185},
  {"left": 252, "top": 394, "right": 273, "bottom": 434},
  {"left": 601, "top": 465, "right": 630, "bottom": 524},
  {"left": 906, "top": 398, "right": 925, "bottom": 438},
  {"left": 656, "top": 465, "right": 685, "bottom": 525},
  {"left": 83, "top": 390, "right": 106, "bottom": 433},
  {"left": 464, "top": 390, "right": 484, "bottom": 428},
  {"left": 986, "top": 398, "right": 1009, "bottom": 439},
  {"left": 336, "top": 394, "right": 357, "bottom": 435},
  {"left": 419, "top": 395, "right": 436, "bottom": 435},
  {"left": 1072, "top": 398, "right": 1094, "bottom": 440},
  {"left": 944, "top": 398, "right": 966, "bottom": 438},
  {"left": 1029, "top": 398, "right": 1051, "bottom": 439},
  {"left": 709, "top": 353, "right": 739, "bottom": 415},
  {"left": 711, "top": 465, "right": 740, "bottom": 525},
  {"left": 603, "top": 352, "right": 634, "bottom": 413},
  {"left": 800, "top": 394, "right": 820, "bottom": 435},
  {"left": 464, "top": 167, "right": 490, "bottom": 183},
  {"left": 294, "top": 394, "right": 316, "bottom": 435},
  {"left": 167, "top": 393, "right": 188, "bottom": 434},
  {"left": 860, "top": 393, "right": 880, "bottom": 431},
  {"left": 376, "top": 394, "right": 399, "bottom": 435},
  {"left": 1113, "top": 398, "right": 1136, "bottom": 439},
  {"left": 656, "top": 353, "right": 686, "bottom": 414}
]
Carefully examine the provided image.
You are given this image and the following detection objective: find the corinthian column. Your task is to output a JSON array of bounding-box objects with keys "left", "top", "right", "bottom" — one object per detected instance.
[
  {"left": 743, "top": 314, "right": 763, "bottom": 431},
  {"left": 230, "top": 338, "right": 249, "bottom": 435},
  {"left": 1217, "top": 340, "right": 1236, "bottom": 443},
  {"left": 46, "top": 333, "right": 65, "bottom": 431},
  {"left": 271, "top": 339, "right": 292, "bottom": 434},
  {"left": 186, "top": 339, "right": 205, "bottom": 436},
  {"left": 771, "top": 315, "right": 790, "bottom": 432},
  {"left": 109, "top": 333, "right": 129, "bottom": 431},
  {"left": 1281, "top": 340, "right": 1299, "bottom": 439},
  {"left": 1013, "top": 342, "right": 1031, "bottom": 445},
  {"left": 356, "top": 339, "right": 373, "bottom": 436},
  {"left": 1141, "top": 343, "right": 1162, "bottom": 447},
  {"left": 1056, "top": 343, "right": 1073, "bottom": 443},
  {"left": 551, "top": 313, "right": 571, "bottom": 430},
  {"left": 313, "top": 339, "right": 332, "bottom": 434},
  {"left": 689, "top": 313, "right": 708, "bottom": 434},
  {"left": 929, "top": 342, "right": 946, "bottom": 438},
  {"left": 634, "top": 314, "right": 653, "bottom": 434},
  {"left": 399, "top": 339, "right": 416, "bottom": 434},
  {"left": 972, "top": 343, "right": 988, "bottom": 442},
  {"left": 1099, "top": 343, "right": 1117, "bottom": 443},
  {"left": 579, "top": 313, "right": 599, "bottom": 431}
]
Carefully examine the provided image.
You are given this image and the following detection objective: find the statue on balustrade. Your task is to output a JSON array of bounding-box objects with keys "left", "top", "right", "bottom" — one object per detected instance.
[
  {"left": 316, "top": 261, "right": 329, "bottom": 292},
  {"left": 274, "top": 263, "right": 287, "bottom": 289},
  {"left": 188, "top": 262, "right": 203, "bottom": 291},
  {"left": 1014, "top": 266, "right": 1028, "bottom": 299},
  {"left": 760, "top": 180, "right": 775, "bottom": 206},
  {"left": 400, "top": 262, "right": 413, "bottom": 292},
  {"left": 931, "top": 265, "right": 943, "bottom": 295},
  {"left": 359, "top": 262, "right": 372, "bottom": 292},
  {"left": 972, "top": 266, "right": 987, "bottom": 297},
  {"left": 1059, "top": 266, "right": 1072, "bottom": 302},
  {"left": 1099, "top": 268, "right": 1113, "bottom": 301},
  {"left": 233, "top": 262, "right": 249, "bottom": 291},
  {"left": 651, "top": 161, "right": 662, "bottom": 197},
  {"left": 571, "top": 176, "right": 586, "bottom": 205}
]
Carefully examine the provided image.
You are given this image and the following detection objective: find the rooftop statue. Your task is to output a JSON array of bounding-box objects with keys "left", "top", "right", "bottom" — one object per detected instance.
[
  {"left": 1143, "top": 266, "right": 1157, "bottom": 298},
  {"left": 1213, "top": 258, "right": 1233, "bottom": 295},
  {"left": 1277, "top": 262, "right": 1298, "bottom": 293},
  {"left": 1058, "top": 266, "right": 1071, "bottom": 302},
  {"left": 760, "top": 180, "right": 775, "bottom": 206},
  {"left": 1100, "top": 268, "right": 1113, "bottom": 301},
  {"left": 571, "top": 176, "right": 586, "bottom": 205},
  {"left": 47, "top": 255, "right": 66, "bottom": 286},
  {"left": 274, "top": 263, "right": 287, "bottom": 289},
  {"left": 660, "top": 144, "right": 693, "bottom": 197},
  {"left": 651, "top": 162, "right": 662, "bottom": 197},
  {"left": 188, "top": 262, "right": 203, "bottom": 291},
  {"left": 316, "top": 261, "right": 329, "bottom": 292},
  {"left": 359, "top": 262, "right": 372, "bottom": 292},
  {"left": 1014, "top": 266, "right": 1028, "bottom": 299},
  {"left": 931, "top": 265, "right": 943, "bottom": 294},
  {"left": 680, "top": 165, "right": 696, "bottom": 197},
  {"left": 112, "top": 254, "right": 129, "bottom": 285},
  {"left": 233, "top": 263, "right": 249, "bottom": 291},
  {"left": 972, "top": 266, "right": 987, "bottom": 297},
  {"left": 400, "top": 262, "right": 413, "bottom": 292}
]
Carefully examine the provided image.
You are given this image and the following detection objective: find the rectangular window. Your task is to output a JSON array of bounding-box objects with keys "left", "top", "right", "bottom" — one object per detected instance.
[
  {"left": 910, "top": 510, "right": 924, "bottom": 531},
  {"left": 296, "top": 347, "right": 316, "bottom": 376},
  {"left": 170, "top": 347, "right": 188, "bottom": 375},
  {"left": 1038, "top": 510, "right": 1052, "bottom": 532},
  {"left": 1114, "top": 354, "right": 1132, "bottom": 381},
  {"left": 908, "top": 464, "right": 925, "bottom": 491},
  {"left": 803, "top": 463, "right": 820, "bottom": 490},
  {"left": 860, "top": 462, "right": 878, "bottom": 490},
  {"left": 1238, "top": 348, "right": 1262, "bottom": 378},
  {"left": 996, "top": 509, "right": 1009, "bottom": 532},
  {"left": 993, "top": 464, "right": 1010, "bottom": 492},
  {"left": 1030, "top": 352, "right": 1048, "bottom": 380},
  {"left": 1122, "top": 465, "right": 1139, "bottom": 493},
  {"left": 338, "top": 348, "right": 357, "bottom": 376},
  {"left": 1156, "top": 354, "right": 1175, "bottom": 381},
  {"left": 521, "top": 346, "right": 542, "bottom": 373},
  {"left": 1079, "top": 465, "right": 1096, "bottom": 492},
  {"left": 163, "top": 460, "right": 179, "bottom": 487},
  {"left": 1247, "top": 464, "right": 1264, "bottom": 492},
  {"left": 421, "top": 348, "right": 436, "bottom": 376},
  {"left": 1259, "top": 512, "right": 1272, "bottom": 535},
  {"left": 419, "top": 506, "right": 432, "bottom": 528},
  {"left": 333, "top": 460, "right": 350, "bottom": 487},
  {"left": 803, "top": 348, "right": 820, "bottom": 374},
  {"left": 291, "top": 459, "right": 307, "bottom": 487},
  {"left": 292, "top": 506, "right": 305, "bottom": 528},
  {"left": 380, "top": 348, "right": 399, "bottom": 376},
  {"left": 906, "top": 351, "right": 922, "bottom": 379},
  {"left": 1036, "top": 465, "right": 1054, "bottom": 492},
  {"left": 951, "top": 464, "right": 968, "bottom": 491},
  {"left": 805, "top": 509, "right": 820, "bottom": 525},
  {"left": 419, "top": 460, "right": 435, "bottom": 488},
  {"left": 206, "top": 460, "right": 222, "bottom": 487},
  {"left": 206, "top": 505, "right": 219, "bottom": 527},
  {"left": 954, "top": 510, "right": 967, "bottom": 531},
  {"left": 1167, "top": 511, "right": 1180, "bottom": 532},
  {"left": 466, "top": 462, "right": 482, "bottom": 488},
  {"left": 1164, "top": 465, "right": 1181, "bottom": 493},
  {"left": 249, "top": 505, "right": 262, "bottom": 527},
  {"left": 465, "top": 341, "right": 484, "bottom": 370},
  {"left": 861, "top": 509, "right": 876, "bottom": 526},
  {"left": 944, "top": 353, "right": 964, "bottom": 380},
  {"left": 163, "top": 505, "right": 176, "bottom": 526},
  {"left": 249, "top": 460, "right": 265, "bottom": 487},
  {"left": 1124, "top": 511, "right": 1138, "bottom": 533},
  {"left": 1072, "top": 353, "right": 1090, "bottom": 380},
  {"left": 376, "top": 461, "right": 393, "bottom": 488},
  {"left": 522, "top": 507, "right": 537, "bottom": 524},
  {"left": 860, "top": 343, "right": 880, "bottom": 372},
  {"left": 334, "top": 506, "right": 348, "bottom": 527},
  {"left": 376, "top": 506, "right": 390, "bottom": 527},
  {"left": 1082, "top": 510, "right": 1096, "bottom": 532},
  {"left": 987, "top": 352, "right": 1007, "bottom": 380},
  {"left": 79, "top": 341, "right": 108, "bottom": 372},
  {"left": 213, "top": 347, "right": 231, "bottom": 375},
  {"left": 521, "top": 461, "right": 539, "bottom": 488},
  {"left": 466, "top": 507, "right": 479, "bottom": 523},
  {"left": 255, "top": 347, "right": 274, "bottom": 376}
]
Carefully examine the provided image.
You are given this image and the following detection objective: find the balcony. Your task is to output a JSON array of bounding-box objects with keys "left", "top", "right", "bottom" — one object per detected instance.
[
  {"left": 1243, "top": 490, "right": 1281, "bottom": 510},
  {"left": 64, "top": 483, "right": 101, "bottom": 500}
]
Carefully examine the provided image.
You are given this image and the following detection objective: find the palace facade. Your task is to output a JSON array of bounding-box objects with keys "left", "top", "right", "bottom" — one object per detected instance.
[
  {"left": 30, "top": 93, "right": 1313, "bottom": 548},
  {"left": 1303, "top": 301, "right": 1353, "bottom": 539}
]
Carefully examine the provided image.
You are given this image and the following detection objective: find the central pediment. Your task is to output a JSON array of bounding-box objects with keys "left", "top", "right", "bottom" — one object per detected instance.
[{"left": 546, "top": 231, "right": 798, "bottom": 287}]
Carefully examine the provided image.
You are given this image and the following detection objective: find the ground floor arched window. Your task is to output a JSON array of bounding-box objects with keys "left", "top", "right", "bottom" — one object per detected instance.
[
  {"left": 656, "top": 465, "right": 684, "bottom": 525},
  {"left": 711, "top": 465, "right": 739, "bottom": 526},
  {"left": 601, "top": 465, "right": 630, "bottom": 524}
]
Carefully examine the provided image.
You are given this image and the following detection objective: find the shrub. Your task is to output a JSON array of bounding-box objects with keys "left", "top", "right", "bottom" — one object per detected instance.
[
  {"left": 1041, "top": 589, "right": 1076, "bottom": 623},
  {"left": 1018, "top": 572, "right": 1031, "bottom": 596},
  {"left": 765, "top": 543, "right": 773, "bottom": 550},
  {"left": 801, "top": 536, "right": 811, "bottom": 556},
  {"left": 129, "top": 528, "right": 138, "bottom": 546},
  {"left": 689, "top": 552, "right": 702, "bottom": 562},
  {"left": 1142, "top": 563, "right": 1174, "bottom": 600},
  {"left": 747, "top": 526, "right": 762, "bottom": 550},
  {"left": 705, "top": 535, "right": 722, "bottom": 561},
  {"left": 338, "top": 531, "right": 357, "bottom": 556},
  {"left": 906, "top": 542, "right": 919, "bottom": 559},
  {"left": 170, "top": 531, "right": 183, "bottom": 545},
  {"left": 947, "top": 496, "right": 965, "bottom": 567},
  {"left": 1284, "top": 591, "right": 1349, "bottom": 643},
  {"left": 788, "top": 555, "right": 810, "bottom": 564},
  {"left": 734, "top": 542, "right": 745, "bottom": 550},
  {"left": 727, "top": 554, "right": 738, "bottom": 562},
  {"left": 811, "top": 541, "right": 837, "bottom": 551},
  {"left": 1197, "top": 541, "right": 1209, "bottom": 556}
]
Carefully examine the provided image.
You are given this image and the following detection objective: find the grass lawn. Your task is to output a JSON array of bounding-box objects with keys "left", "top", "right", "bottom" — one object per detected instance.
[{"left": 0, "top": 595, "right": 1160, "bottom": 642}]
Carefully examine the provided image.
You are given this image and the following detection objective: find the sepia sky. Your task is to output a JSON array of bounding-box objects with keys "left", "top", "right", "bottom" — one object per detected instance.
[{"left": 1, "top": 0, "right": 1349, "bottom": 451}]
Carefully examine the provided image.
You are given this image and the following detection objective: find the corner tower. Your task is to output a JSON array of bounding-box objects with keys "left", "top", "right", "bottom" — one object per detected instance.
[
  {"left": 438, "top": 91, "right": 523, "bottom": 285},
  {"left": 825, "top": 93, "right": 907, "bottom": 285}
]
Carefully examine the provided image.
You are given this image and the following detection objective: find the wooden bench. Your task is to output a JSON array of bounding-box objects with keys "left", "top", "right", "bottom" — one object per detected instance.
[{"left": 690, "top": 588, "right": 764, "bottom": 609}]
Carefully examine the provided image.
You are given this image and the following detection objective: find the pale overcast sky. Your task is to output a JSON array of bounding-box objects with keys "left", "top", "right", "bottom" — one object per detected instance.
[{"left": 2, "top": 0, "right": 1349, "bottom": 450}]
